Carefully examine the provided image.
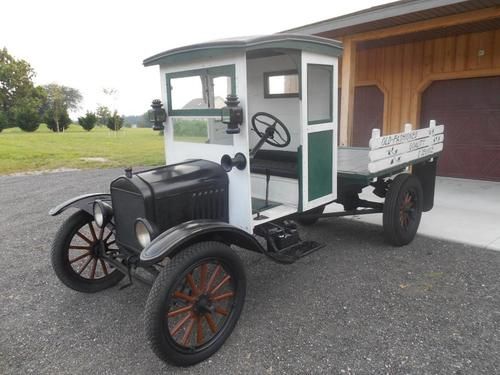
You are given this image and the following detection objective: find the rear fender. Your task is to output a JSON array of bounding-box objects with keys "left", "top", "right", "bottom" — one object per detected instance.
[
  {"left": 49, "top": 193, "right": 111, "bottom": 216},
  {"left": 140, "top": 220, "right": 264, "bottom": 265},
  {"left": 412, "top": 158, "right": 438, "bottom": 212}
]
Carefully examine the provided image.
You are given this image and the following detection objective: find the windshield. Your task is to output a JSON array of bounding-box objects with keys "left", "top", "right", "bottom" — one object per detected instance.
[{"left": 166, "top": 65, "right": 235, "bottom": 116}]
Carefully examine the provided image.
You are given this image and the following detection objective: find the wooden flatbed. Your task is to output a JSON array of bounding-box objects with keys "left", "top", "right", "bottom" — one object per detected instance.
[{"left": 337, "top": 122, "right": 444, "bottom": 188}]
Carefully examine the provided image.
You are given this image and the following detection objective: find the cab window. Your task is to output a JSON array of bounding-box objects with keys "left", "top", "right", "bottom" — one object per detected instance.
[{"left": 166, "top": 65, "right": 235, "bottom": 116}]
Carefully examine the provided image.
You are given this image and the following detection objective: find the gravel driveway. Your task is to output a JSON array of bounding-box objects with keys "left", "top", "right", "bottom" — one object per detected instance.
[{"left": 0, "top": 168, "right": 498, "bottom": 374}]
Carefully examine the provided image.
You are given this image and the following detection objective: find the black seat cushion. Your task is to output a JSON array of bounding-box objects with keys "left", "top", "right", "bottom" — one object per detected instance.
[{"left": 250, "top": 150, "right": 298, "bottom": 179}]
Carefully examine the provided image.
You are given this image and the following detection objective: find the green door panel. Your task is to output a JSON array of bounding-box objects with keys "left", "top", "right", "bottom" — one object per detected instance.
[{"left": 308, "top": 130, "right": 333, "bottom": 201}]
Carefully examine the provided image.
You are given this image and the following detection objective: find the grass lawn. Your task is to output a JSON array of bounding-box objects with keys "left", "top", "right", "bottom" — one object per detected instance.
[{"left": 0, "top": 125, "right": 165, "bottom": 175}]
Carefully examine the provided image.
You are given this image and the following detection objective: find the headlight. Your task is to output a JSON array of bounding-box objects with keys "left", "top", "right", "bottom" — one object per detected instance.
[
  {"left": 135, "top": 218, "right": 156, "bottom": 248},
  {"left": 93, "top": 200, "right": 113, "bottom": 228}
]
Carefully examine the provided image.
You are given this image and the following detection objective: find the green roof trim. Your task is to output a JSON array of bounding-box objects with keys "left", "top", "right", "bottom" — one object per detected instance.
[{"left": 143, "top": 34, "right": 343, "bottom": 67}]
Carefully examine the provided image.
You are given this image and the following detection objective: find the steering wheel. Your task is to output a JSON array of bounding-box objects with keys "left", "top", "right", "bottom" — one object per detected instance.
[{"left": 251, "top": 112, "right": 291, "bottom": 148}]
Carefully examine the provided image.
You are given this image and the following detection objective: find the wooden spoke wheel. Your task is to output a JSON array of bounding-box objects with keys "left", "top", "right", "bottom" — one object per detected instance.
[
  {"left": 383, "top": 174, "right": 423, "bottom": 246},
  {"left": 145, "top": 241, "right": 246, "bottom": 367},
  {"left": 51, "top": 210, "right": 124, "bottom": 292},
  {"left": 399, "top": 191, "right": 417, "bottom": 229}
]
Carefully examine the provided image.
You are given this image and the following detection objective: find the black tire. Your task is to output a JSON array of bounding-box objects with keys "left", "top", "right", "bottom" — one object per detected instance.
[
  {"left": 51, "top": 210, "right": 124, "bottom": 293},
  {"left": 383, "top": 174, "right": 423, "bottom": 246},
  {"left": 296, "top": 205, "right": 325, "bottom": 226},
  {"left": 144, "top": 241, "right": 246, "bottom": 367}
]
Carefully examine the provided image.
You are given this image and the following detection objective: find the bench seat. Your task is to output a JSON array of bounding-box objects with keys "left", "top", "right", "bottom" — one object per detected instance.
[{"left": 250, "top": 150, "right": 298, "bottom": 179}]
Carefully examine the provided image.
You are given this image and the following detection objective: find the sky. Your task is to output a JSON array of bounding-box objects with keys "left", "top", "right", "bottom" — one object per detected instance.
[{"left": 1, "top": 0, "right": 392, "bottom": 117}]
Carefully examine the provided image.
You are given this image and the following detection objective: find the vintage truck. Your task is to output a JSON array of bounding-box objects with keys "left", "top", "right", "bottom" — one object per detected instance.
[{"left": 49, "top": 34, "right": 444, "bottom": 366}]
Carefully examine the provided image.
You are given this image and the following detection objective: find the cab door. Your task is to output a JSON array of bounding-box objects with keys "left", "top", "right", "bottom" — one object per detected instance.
[{"left": 300, "top": 52, "right": 338, "bottom": 211}]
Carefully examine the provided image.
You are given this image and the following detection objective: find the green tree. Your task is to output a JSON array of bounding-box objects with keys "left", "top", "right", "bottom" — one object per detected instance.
[
  {"left": 0, "top": 48, "right": 35, "bottom": 113},
  {"left": 96, "top": 105, "right": 111, "bottom": 126},
  {"left": 42, "top": 84, "right": 82, "bottom": 132},
  {"left": 45, "top": 107, "right": 71, "bottom": 132},
  {"left": 106, "top": 111, "right": 123, "bottom": 131},
  {"left": 15, "top": 105, "right": 40, "bottom": 132},
  {"left": 0, "top": 111, "right": 7, "bottom": 132},
  {"left": 78, "top": 111, "right": 98, "bottom": 131},
  {"left": 0, "top": 48, "right": 44, "bottom": 128}
]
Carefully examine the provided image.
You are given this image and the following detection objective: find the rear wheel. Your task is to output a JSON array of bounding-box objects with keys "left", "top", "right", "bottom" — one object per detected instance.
[
  {"left": 144, "top": 241, "right": 246, "bottom": 367},
  {"left": 383, "top": 174, "right": 423, "bottom": 246},
  {"left": 51, "top": 210, "right": 124, "bottom": 292}
]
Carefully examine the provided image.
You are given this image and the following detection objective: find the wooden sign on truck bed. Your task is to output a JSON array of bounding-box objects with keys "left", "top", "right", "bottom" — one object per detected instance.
[{"left": 368, "top": 121, "right": 444, "bottom": 174}]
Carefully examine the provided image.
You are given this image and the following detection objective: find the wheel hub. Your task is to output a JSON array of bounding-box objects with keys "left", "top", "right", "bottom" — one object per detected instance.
[
  {"left": 92, "top": 240, "right": 106, "bottom": 256},
  {"left": 194, "top": 294, "right": 214, "bottom": 314}
]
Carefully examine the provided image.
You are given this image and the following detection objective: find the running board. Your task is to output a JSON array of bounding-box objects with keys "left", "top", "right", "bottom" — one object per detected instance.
[
  {"left": 263, "top": 239, "right": 325, "bottom": 264},
  {"left": 277, "top": 240, "right": 324, "bottom": 259}
]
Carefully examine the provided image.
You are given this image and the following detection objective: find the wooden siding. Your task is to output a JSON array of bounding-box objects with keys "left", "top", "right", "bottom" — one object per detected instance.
[{"left": 346, "top": 28, "right": 500, "bottom": 135}]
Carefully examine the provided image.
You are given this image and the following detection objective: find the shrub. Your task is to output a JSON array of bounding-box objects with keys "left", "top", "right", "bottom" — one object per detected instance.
[
  {"left": 78, "top": 112, "right": 98, "bottom": 131},
  {"left": 45, "top": 108, "right": 71, "bottom": 132},
  {"left": 106, "top": 111, "right": 124, "bottom": 131},
  {"left": 16, "top": 106, "right": 40, "bottom": 132}
]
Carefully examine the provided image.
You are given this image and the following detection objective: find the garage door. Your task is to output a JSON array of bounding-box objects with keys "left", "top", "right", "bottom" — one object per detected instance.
[
  {"left": 421, "top": 76, "right": 500, "bottom": 181},
  {"left": 352, "top": 85, "right": 384, "bottom": 147}
]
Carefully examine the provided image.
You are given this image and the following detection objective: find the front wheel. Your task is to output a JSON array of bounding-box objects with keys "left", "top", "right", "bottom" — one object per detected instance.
[
  {"left": 144, "top": 241, "right": 246, "bottom": 367},
  {"left": 51, "top": 210, "right": 125, "bottom": 292},
  {"left": 383, "top": 174, "right": 423, "bottom": 246}
]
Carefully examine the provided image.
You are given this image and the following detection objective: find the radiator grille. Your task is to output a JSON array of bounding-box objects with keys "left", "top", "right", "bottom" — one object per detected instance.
[
  {"left": 191, "top": 188, "right": 228, "bottom": 221},
  {"left": 111, "top": 188, "right": 146, "bottom": 251}
]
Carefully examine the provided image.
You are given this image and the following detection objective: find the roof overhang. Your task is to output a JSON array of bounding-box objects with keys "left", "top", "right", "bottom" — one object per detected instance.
[
  {"left": 143, "top": 34, "right": 343, "bottom": 67},
  {"left": 283, "top": 0, "right": 499, "bottom": 37}
]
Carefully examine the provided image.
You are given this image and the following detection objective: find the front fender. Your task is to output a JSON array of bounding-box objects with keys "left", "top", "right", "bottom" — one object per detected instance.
[
  {"left": 140, "top": 219, "right": 264, "bottom": 265},
  {"left": 49, "top": 193, "right": 111, "bottom": 216}
]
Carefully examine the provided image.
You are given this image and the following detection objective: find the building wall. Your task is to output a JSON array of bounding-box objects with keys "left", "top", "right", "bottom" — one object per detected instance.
[{"left": 351, "top": 28, "right": 500, "bottom": 134}]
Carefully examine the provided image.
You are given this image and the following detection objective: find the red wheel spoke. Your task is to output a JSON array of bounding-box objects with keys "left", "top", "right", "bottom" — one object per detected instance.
[
  {"left": 78, "top": 256, "right": 93, "bottom": 275},
  {"left": 215, "top": 306, "right": 229, "bottom": 316},
  {"left": 206, "top": 265, "right": 221, "bottom": 292},
  {"left": 186, "top": 273, "right": 200, "bottom": 295},
  {"left": 170, "top": 312, "right": 192, "bottom": 336},
  {"left": 212, "top": 291, "right": 235, "bottom": 302},
  {"left": 199, "top": 263, "right": 208, "bottom": 291},
  {"left": 76, "top": 231, "right": 93, "bottom": 245},
  {"left": 89, "top": 258, "right": 98, "bottom": 279},
  {"left": 196, "top": 316, "right": 204, "bottom": 345},
  {"left": 173, "top": 291, "right": 196, "bottom": 303},
  {"left": 181, "top": 318, "right": 195, "bottom": 346},
  {"left": 210, "top": 275, "right": 231, "bottom": 295},
  {"left": 167, "top": 304, "right": 193, "bottom": 318},
  {"left": 69, "top": 252, "right": 91, "bottom": 264},
  {"left": 69, "top": 245, "right": 92, "bottom": 250},
  {"left": 88, "top": 223, "right": 98, "bottom": 241},
  {"left": 204, "top": 314, "right": 218, "bottom": 333},
  {"left": 99, "top": 258, "right": 109, "bottom": 276}
]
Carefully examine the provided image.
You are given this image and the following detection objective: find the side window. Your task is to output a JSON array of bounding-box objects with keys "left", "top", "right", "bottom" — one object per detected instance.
[
  {"left": 264, "top": 70, "right": 299, "bottom": 98},
  {"left": 307, "top": 64, "right": 333, "bottom": 124}
]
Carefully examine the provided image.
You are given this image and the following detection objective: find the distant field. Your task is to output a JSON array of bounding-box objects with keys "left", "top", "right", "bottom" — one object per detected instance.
[{"left": 0, "top": 125, "right": 165, "bottom": 174}]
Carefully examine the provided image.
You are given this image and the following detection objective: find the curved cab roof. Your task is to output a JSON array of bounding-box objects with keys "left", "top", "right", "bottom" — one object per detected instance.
[{"left": 143, "top": 34, "right": 343, "bottom": 67}]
